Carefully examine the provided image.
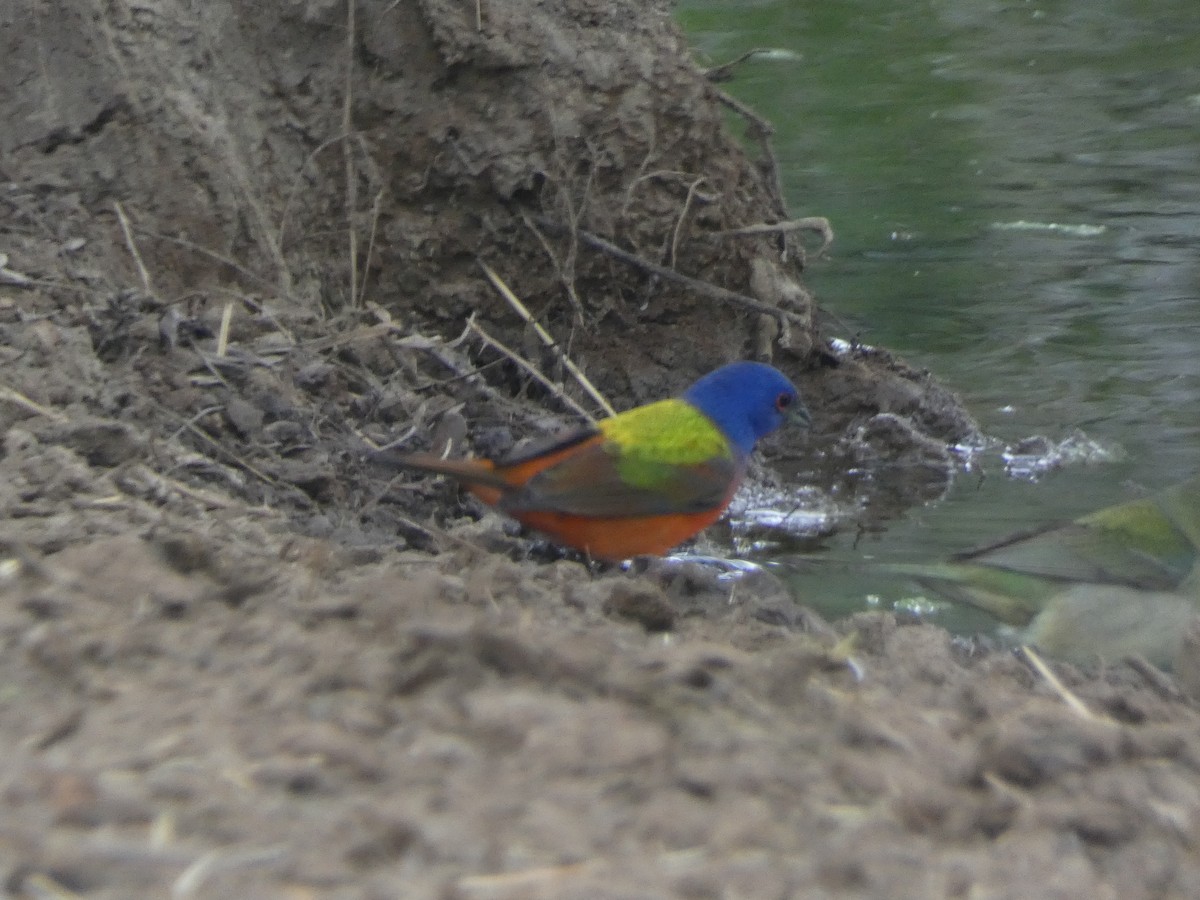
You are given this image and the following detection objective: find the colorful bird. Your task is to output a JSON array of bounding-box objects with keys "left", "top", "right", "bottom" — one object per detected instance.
[{"left": 396, "top": 361, "right": 810, "bottom": 561}]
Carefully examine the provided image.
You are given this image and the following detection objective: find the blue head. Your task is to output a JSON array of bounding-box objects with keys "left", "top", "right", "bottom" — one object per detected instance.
[{"left": 681, "top": 361, "right": 810, "bottom": 457}]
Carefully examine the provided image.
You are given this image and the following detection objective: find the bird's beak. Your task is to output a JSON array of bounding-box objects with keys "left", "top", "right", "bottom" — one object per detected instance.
[{"left": 787, "top": 402, "right": 813, "bottom": 429}]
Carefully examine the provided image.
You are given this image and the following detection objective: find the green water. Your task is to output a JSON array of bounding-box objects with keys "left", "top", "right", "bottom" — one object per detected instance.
[{"left": 678, "top": 0, "right": 1200, "bottom": 625}]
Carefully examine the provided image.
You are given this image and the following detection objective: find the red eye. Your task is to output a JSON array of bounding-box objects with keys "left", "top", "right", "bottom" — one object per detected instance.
[{"left": 776, "top": 392, "right": 793, "bottom": 411}]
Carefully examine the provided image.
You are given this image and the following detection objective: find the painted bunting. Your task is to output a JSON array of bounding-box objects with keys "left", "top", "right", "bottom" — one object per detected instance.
[
  {"left": 898, "top": 476, "right": 1200, "bottom": 667},
  {"left": 397, "top": 361, "right": 810, "bottom": 561}
]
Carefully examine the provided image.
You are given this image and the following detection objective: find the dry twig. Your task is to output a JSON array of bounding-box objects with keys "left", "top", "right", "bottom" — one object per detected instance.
[
  {"left": 171, "top": 845, "right": 287, "bottom": 899},
  {"left": 160, "top": 404, "right": 281, "bottom": 490},
  {"left": 455, "top": 861, "right": 598, "bottom": 897},
  {"left": 0, "top": 252, "right": 34, "bottom": 286},
  {"left": 358, "top": 186, "right": 385, "bottom": 307}
]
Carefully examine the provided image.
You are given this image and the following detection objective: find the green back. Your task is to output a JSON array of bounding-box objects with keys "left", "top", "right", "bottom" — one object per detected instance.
[{"left": 599, "top": 398, "right": 733, "bottom": 490}]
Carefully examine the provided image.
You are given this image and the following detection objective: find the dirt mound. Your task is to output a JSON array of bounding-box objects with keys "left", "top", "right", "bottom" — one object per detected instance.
[{"left": 3, "top": 0, "right": 1198, "bottom": 896}]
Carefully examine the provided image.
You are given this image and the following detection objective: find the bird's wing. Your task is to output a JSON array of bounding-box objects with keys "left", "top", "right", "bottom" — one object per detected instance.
[
  {"left": 391, "top": 428, "right": 603, "bottom": 490},
  {"left": 501, "top": 438, "right": 739, "bottom": 518},
  {"left": 493, "top": 398, "right": 741, "bottom": 518}
]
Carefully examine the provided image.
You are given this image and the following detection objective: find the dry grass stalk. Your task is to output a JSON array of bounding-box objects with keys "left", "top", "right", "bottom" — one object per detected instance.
[
  {"left": 216, "top": 301, "right": 234, "bottom": 357},
  {"left": 1019, "top": 645, "right": 1114, "bottom": 724},
  {"left": 113, "top": 201, "right": 154, "bottom": 294},
  {"left": 0, "top": 385, "right": 70, "bottom": 423},
  {"left": 342, "top": 0, "right": 359, "bottom": 308},
  {"left": 478, "top": 261, "right": 615, "bottom": 417},
  {"left": 466, "top": 316, "right": 596, "bottom": 425}
]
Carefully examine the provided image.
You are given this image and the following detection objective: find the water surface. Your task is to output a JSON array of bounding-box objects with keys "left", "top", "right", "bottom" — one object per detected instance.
[{"left": 678, "top": 0, "right": 1200, "bottom": 623}]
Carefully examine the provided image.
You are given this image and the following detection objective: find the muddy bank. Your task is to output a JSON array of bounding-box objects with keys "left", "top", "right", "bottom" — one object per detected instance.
[{"left": 2, "top": 0, "right": 1199, "bottom": 896}]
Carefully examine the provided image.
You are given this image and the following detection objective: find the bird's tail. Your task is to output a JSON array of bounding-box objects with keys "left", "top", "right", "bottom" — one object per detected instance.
[{"left": 387, "top": 452, "right": 512, "bottom": 494}]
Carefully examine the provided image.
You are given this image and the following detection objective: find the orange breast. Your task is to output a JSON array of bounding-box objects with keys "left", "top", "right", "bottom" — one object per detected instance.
[{"left": 508, "top": 507, "right": 728, "bottom": 562}]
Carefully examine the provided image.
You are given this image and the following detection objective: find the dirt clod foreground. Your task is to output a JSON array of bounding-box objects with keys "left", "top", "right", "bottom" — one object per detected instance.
[{"left": 4, "top": 1, "right": 1200, "bottom": 897}]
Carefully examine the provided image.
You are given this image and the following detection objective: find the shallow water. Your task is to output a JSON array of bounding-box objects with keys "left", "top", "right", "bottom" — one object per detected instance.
[{"left": 678, "top": 0, "right": 1200, "bottom": 624}]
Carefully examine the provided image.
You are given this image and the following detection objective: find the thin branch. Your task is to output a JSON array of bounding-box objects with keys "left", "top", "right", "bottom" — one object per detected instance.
[
  {"left": 160, "top": 404, "right": 281, "bottom": 489},
  {"left": 455, "top": 861, "right": 598, "bottom": 895},
  {"left": 0, "top": 253, "right": 34, "bottom": 286},
  {"left": 354, "top": 424, "right": 417, "bottom": 453},
  {"left": 383, "top": 509, "right": 491, "bottom": 556},
  {"left": 130, "top": 466, "right": 260, "bottom": 512},
  {"left": 626, "top": 169, "right": 718, "bottom": 204},
  {"left": 277, "top": 132, "right": 347, "bottom": 258},
  {"left": 137, "top": 231, "right": 274, "bottom": 292},
  {"left": 172, "top": 845, "right": 287, "bottom": 899},
  {"left": 621, "top": 133, "right": 660, "bottom": 218},
  {"left": 301, "top": 321, "right": 402, "bottom": 354}
]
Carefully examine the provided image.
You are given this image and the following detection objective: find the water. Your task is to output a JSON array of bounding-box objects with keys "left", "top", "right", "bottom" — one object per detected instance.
[{"left": 677, "top": 0, "right": 1200, "bottom": 625}]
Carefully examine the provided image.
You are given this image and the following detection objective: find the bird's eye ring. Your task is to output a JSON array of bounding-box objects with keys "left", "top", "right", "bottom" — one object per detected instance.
[{"left": 776, "top": 392, "right": 793, "bottom": 411}]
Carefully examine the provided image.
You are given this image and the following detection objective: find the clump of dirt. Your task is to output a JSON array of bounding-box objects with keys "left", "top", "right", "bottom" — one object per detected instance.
[{"left": 3, "top": 0, "right": 1198, "bottom": 896}]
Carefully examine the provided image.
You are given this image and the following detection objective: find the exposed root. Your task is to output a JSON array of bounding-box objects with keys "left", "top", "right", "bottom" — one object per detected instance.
[
  {"left": 533, "top": 217, "right": 807, "bottom": 335},
  {"left": 669, "top": 176, "right": 709, "bottom": 268},
  {"left": 713, "top": 89, "right": 787, "bottom": 220},
  {"left": 717, "top": 216, "right": 835, "bottom": 258}
]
